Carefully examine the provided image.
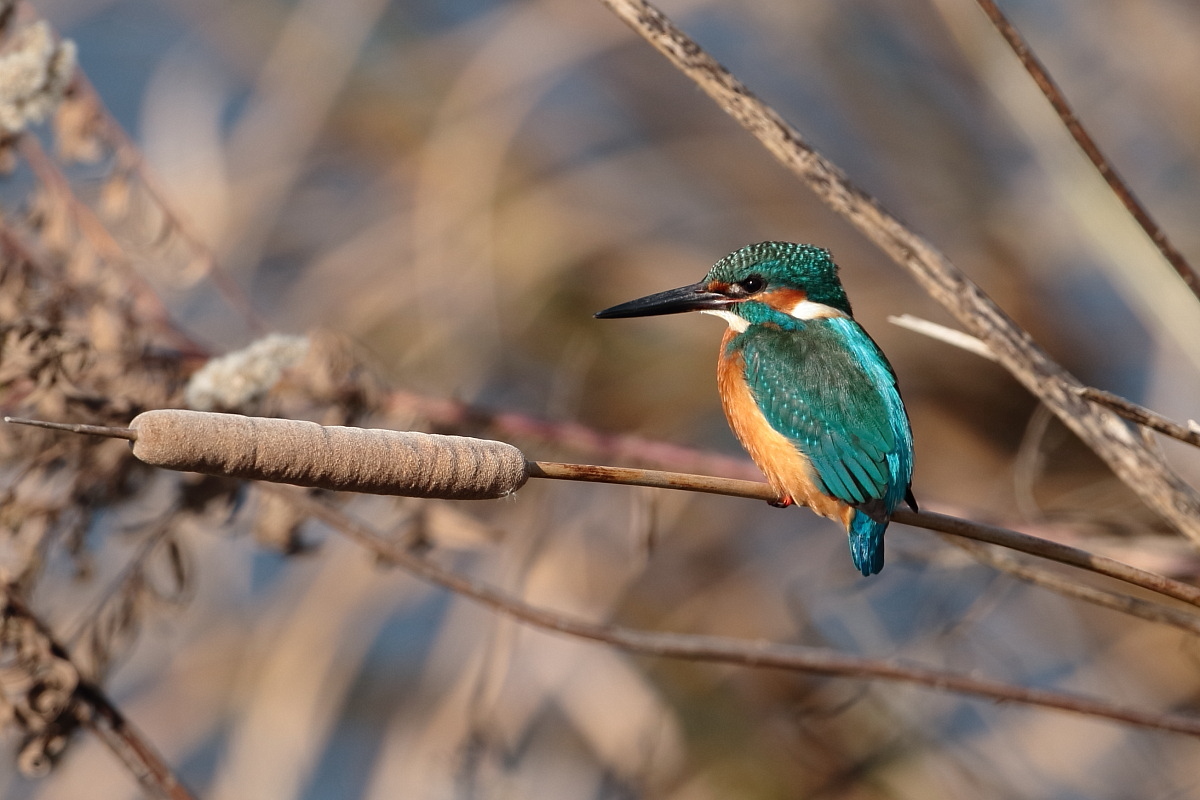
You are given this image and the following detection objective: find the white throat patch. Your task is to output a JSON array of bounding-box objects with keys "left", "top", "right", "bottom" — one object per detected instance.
[
  {"left": 788, "top": 300, "right": 846, "bottom": 320},
  {"left": 700, "top": 309, "right": 749, "bottom": 332}
]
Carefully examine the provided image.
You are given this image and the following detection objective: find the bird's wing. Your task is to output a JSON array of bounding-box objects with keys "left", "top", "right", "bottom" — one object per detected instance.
[{"left": 738, "top": 318, "right": 913, "bottom": 513}]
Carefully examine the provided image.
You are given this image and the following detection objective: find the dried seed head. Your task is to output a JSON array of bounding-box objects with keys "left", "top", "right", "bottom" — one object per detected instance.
[
  {"left": 184, "top": 333, "right": 311, "bottom": 413},
  {"left": 129, "top": 409, "right": 530, "bottom": 500},
  {"left": 0, "top": 22, "right": 75, "bottom": 134}
]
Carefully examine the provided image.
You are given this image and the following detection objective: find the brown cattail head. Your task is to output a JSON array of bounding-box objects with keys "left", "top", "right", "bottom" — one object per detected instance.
[{"left": 128, "top": 410, "right": 528, "bottom": 499}]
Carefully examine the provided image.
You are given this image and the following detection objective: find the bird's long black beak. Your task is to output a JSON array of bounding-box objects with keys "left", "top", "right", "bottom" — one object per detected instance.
[{"left": 595, "top": 281, "right": 730, "bottom": 319}]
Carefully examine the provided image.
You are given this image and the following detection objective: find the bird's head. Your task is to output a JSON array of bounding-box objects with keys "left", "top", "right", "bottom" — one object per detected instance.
[{"left": 595, "top": 242, "right": 852, "bottom": 332}]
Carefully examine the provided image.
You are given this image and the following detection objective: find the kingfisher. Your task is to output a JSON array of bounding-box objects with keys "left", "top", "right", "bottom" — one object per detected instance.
[{"left": 596, "top": 242, "right": 916, "bottom": 575}]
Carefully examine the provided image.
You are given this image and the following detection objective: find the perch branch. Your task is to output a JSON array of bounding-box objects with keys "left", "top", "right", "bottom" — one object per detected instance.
[
  {"left": 535, "top": 465, "right": 1200, "bottom": 633},
  {"left": 9, "top": 412, "right": 1200, "bottom": 621}
]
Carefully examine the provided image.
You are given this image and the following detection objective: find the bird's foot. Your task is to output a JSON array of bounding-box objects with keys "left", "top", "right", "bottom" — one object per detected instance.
[{"left": 769, "top": 495, "right": 795, "bottom": 508}]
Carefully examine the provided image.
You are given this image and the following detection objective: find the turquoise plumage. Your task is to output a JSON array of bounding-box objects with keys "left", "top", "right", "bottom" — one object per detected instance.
[
  {"left": 597, "top": 242, "right": 916, "bottom": 575},
  {"left": 732, "top": 317, "right": 913, "bottom": 574}
]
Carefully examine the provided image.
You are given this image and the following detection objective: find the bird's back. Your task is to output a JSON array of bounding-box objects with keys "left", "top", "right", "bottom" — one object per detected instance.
[{"left": 719, "top": 317, "right": 914, "bottom": 574}]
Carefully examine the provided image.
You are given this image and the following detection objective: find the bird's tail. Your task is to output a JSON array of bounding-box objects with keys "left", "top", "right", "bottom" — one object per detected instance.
[{"left": 848, "top": 510, "right": 887, "bottom": 576}]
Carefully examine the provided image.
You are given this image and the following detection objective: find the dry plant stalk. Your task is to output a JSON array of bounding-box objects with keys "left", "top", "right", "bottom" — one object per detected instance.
[
  {"left": 0, "top": 9, "right": 227, "bottom": 787},
  {"left": 1, "top": 1, "right": 1199, "bottom": 795},
  {"left": 130, "top": 409, "right": 527, "bottom": 499},
  {"left": 11, "top": 411, "right": 1200, "bottom": 626},
  {"left": 892, "top": 313, "right": 1200, "bottom": 449},
  {"left": 971, "top": 0, "right": 1200, "bottom": 299}
]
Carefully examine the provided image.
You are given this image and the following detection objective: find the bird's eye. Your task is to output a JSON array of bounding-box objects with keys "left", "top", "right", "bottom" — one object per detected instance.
[{"left": 738, "top": 275, "right": 765, "bottom": 294}]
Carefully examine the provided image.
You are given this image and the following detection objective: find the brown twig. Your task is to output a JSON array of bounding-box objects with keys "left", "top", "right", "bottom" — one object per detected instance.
[
  {"left": 2, "top": 589, "right": 196, "bottom": 800},
  {"left": 12, "top": 410, "right": 1200, "bottom": 630},
  {"left": 78, "top": 687, "right": 196, "bottom": 800},
  {"left": 595, "top": 0, "right": 1200, "bottom": 546},
  {"left": 972, "top": 0, "right": 1200, "bottom": 302},
  {"left": 527, "top": 459, "right": 769, "bottom": 499},
  {"left": 11, "top": 412, "right": 1199, "bottom": 612},
  {"left": 943, "top": 535, "right": 1200, "bottom": 635},
  {"left": 530, "top": 462, "right": 1200, "bottom": 615},
  {"left": 266, "top": 485, "right": 1200, "bottom": 738},
  {"left": 1077, "top": 387, "right": 1200, "bottom": 449},
  {"left": 534, "top": 459, "right": 1200, "bottom": 634},
  {"left": 888, "top": 314, "right": 1200, "bottom": 451},
  {"left": 892, "top": 508, "right": 1200, "bottom": 609}
]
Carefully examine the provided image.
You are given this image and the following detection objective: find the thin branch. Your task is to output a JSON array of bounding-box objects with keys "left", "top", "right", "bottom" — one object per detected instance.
[
  {"left": 595, "top": 0, "right": 1200, "bottom": 546},
  {"left": 1077, "top": 387, "right": 1200, "bottom": 449},
  {"left": 972, "top": 0, "right": 1200, "bottom": 301},
  {"left": 535, "top": 441, "right": 1200, "bottom": 632},
  {"left": 527, "top": 459, "right": 769, "bottom": 499},
  {"left": 10, "top": 413, "right": 1199, "bottom": 618},
  {"left": 940, "top": 534, "right": 1200, "bottom": 636},
  {"left": 77, "top": 687, "right": 195, "bottom": 800},
  {"left": 2, "top": 589, "right": 196, "bottom": 800},
  {"left": 888, "top": 314, "right": 1200, "bottom": 451},
  {"left": 888, "top": 314, "right": 997, "bottom": 361},
  {"left": 266, "top": 485, "right": 1200, "bottom": 738},
  {"left": 4, "top": 416, "right": 137, "bottom": 440},
  {"left": 530, "top": 459, "right": 1200, "bottom": 611}
]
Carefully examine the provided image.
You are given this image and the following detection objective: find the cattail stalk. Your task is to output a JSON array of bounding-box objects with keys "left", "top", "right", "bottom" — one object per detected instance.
[{"left": 7, "top": 411, "right": 1200, "bottom": 616}]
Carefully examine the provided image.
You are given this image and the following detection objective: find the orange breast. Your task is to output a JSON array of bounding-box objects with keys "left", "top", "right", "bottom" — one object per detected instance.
[{"left": 717, "top": 330, "right": 855, "bottom": 530}]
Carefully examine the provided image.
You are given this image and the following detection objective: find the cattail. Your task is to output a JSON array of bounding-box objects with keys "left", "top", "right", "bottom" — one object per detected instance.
[
  {"left": 7, "top": 410, "right": 529, "bottom": 500},
  {"left": 5, "top": 409, "right": 773, "bottom": 504}
]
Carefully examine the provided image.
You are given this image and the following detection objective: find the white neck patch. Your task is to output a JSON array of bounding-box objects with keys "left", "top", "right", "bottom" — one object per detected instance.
[
  {"left": 700, "top": 309, "right": 749, "bottom": 332},
  {"left": 788, "top": 299, "right": 846, "bottom": 320}
]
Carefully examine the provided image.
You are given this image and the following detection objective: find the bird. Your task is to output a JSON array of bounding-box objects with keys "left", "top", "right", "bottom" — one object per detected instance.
[{"left": 595, "top": 241, "right": 916, "bottom": 575}]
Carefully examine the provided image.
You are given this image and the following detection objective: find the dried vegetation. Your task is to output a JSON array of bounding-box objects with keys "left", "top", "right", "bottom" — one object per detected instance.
[{"left": 1, "top": 1, "right": 1200, "bottom": 798}]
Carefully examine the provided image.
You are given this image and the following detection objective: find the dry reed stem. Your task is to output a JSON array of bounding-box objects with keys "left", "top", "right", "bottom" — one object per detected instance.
[
  {"left": 890, "top": 508, "right": 1200, "bottom": 609},
  {"left": 891, "top": 313, "right": 1200, "bottom": 450},
  {"left": 888, "top": 314, "right": 998, "bottom": 362},
  {"left": 941, "top": 535, "right": 1200, "bottom": 636},
  {"left": 971, "top": 0, "right": 1200, "bottom": 301},
  {"left": 11, "top": 412, "right": 1200, "bottom": 623},
  {"left": 595, "top": 0, "right": 1200, "bottom": 546},
  {"left": 268, "top": 485, "right": 1200, "bottom": 738},
  {"left": 539, "top": 464, "right": 1200, "bottom": 629},
  {"left": 1076, "top": 388, "right": 1200, "bottom": 450}
]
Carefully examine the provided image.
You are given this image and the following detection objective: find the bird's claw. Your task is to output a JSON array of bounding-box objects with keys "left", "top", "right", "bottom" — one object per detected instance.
[{"left": 769, "top": 495, "right": 794, "bottom": 508}]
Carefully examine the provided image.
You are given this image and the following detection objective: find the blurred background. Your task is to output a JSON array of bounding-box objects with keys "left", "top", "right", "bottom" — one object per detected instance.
[{"left": 4, "top": 0, "right": 1200, "bottom": 797}]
